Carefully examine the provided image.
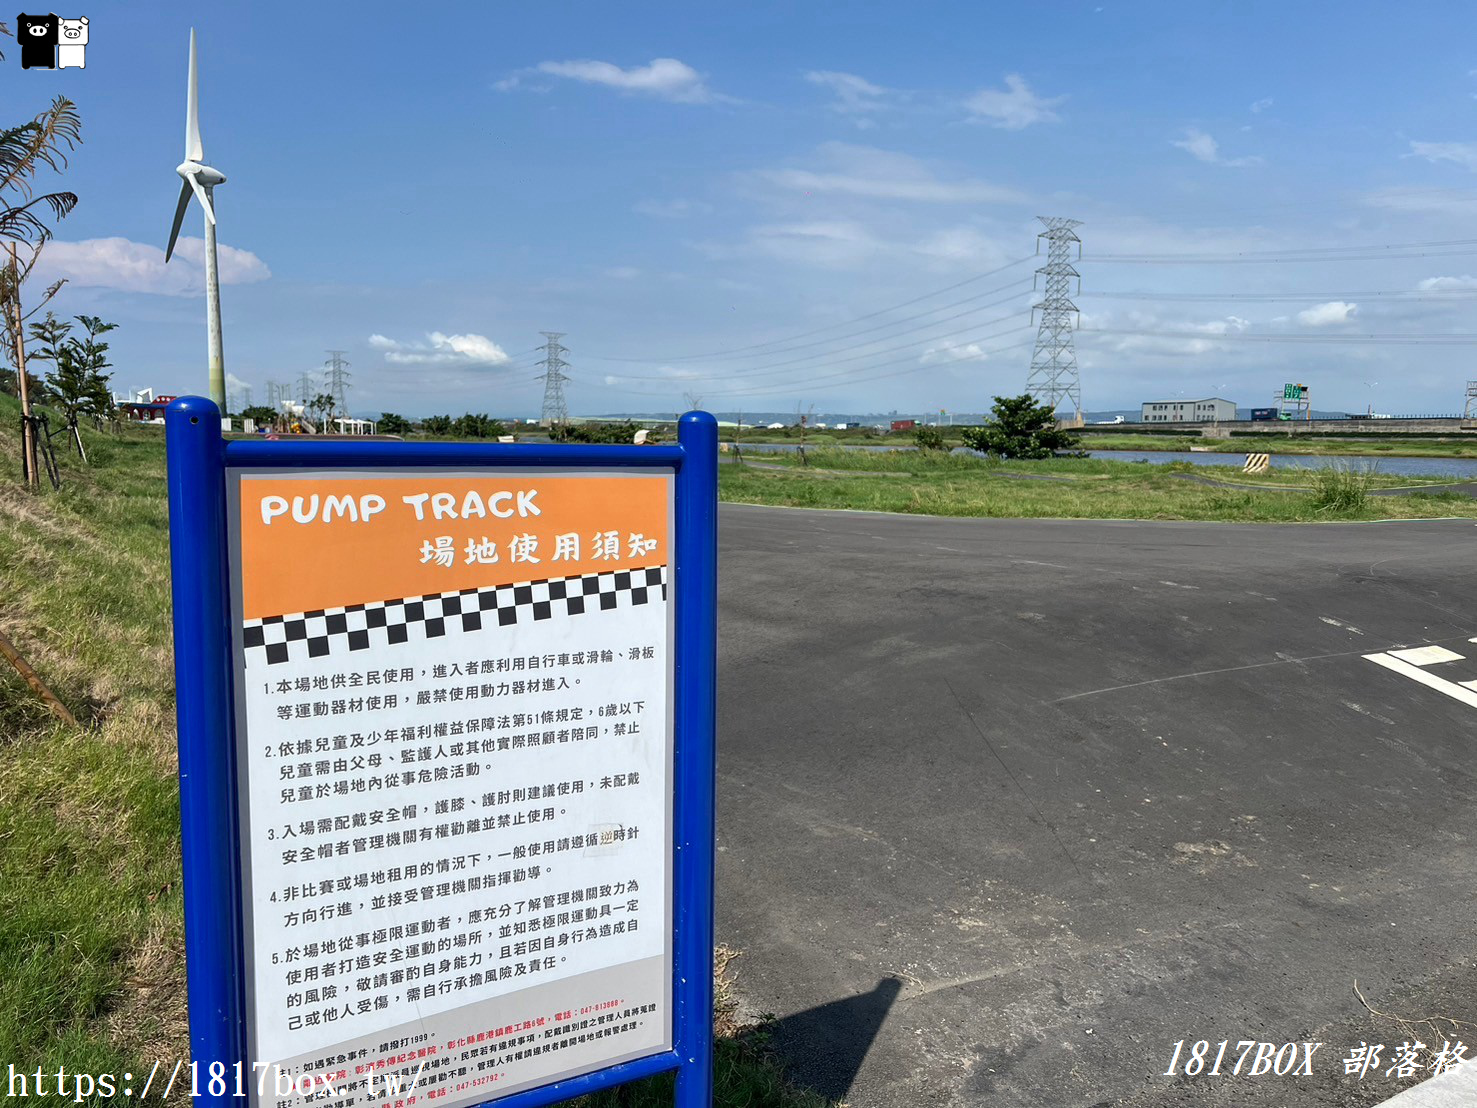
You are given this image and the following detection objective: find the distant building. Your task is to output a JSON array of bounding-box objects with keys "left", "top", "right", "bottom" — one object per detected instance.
[{"left": 1140, "top": 397, "right": 1236, "bottom": 423}]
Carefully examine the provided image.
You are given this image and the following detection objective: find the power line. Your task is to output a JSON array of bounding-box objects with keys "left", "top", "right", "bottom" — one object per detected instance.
[
  {"left": 587, "top": 275, "right": 1033, "bottom": 366},
  {"left": 598, "top": 286, "right": 1035, "bottom": 382},
  {"left": 1088, "top": 236, "right": 1477, "bottom": 264},
  {"left": 1079, "top": 327, "right": 1477, "bottom": 345},
  {"left": 614, "top": 338, "right": 1038, "bottom": 401},
  {"left": 600, "top": 328, "right": 1035, "bottom": 401},
  {"left": 585, "top": 256, "right": 1034, "bottom": 362},
  {"left": 1087, "top": 288, "right": 1477, "bottom": 302}
]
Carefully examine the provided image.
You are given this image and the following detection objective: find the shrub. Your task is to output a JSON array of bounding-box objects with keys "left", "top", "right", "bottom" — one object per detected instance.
[
  {"left": 913, "top": 425, "right": 946, "bottom": 451},
  {"left": 1311, "top": 462, "right": 1375, "bottom": 514}
]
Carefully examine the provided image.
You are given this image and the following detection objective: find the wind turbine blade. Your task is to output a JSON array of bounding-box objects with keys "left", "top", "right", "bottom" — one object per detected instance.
[
  {"left": 165, "top": 178, "right": 192, "bottom": 262},
  {"left": 185, "top": 172, "right": 216, "bottom": 225},
  {"left": 185, "top": 29, "right": 203, "bottom": 162}
]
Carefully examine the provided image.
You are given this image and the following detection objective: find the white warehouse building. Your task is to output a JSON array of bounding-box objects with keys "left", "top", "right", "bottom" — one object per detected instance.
[{"left": 1140, "top": 397, "right": 1237, "bottom": 423}]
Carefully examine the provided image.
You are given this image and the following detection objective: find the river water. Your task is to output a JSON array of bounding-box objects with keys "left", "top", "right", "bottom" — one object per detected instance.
[{"left": 1084, "top": 450, "right": 1477, "bottom": 480}]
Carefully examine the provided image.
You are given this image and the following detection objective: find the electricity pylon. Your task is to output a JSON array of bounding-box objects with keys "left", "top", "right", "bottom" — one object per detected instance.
[
  {"left": 325, "top": 350, "right": 351, "bottom": 414},
  {"left": 1025, "top": 216, "right": 1083, "bottom": 421},
  {"left": 538, "top": 331, "right": 571, "bottom": 427}
]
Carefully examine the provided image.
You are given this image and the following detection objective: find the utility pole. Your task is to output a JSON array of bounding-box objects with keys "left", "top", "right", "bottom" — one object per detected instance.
[
  {"left": 1025, "top": 216, "right": 1084, "bottom": 424},
  {"left": 537, "top": 332, "right": 571, "bottom": 429},
  {"left": 795, "top": 402, "right": 813, "bottom": 467},
  {"left": 6, "top": 244, "right": 37, "bottom": 487},
  {"left": 324, "top": 350, "right": 351, "bottom": 416}
]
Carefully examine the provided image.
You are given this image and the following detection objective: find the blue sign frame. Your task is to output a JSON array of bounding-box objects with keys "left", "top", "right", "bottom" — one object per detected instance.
[{"left": 166, "top": 397, "right": 717, "bottom": 1108}]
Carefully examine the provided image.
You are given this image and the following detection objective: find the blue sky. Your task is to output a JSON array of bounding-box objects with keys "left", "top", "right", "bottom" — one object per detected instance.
[{"left": 7, "top": 0, "right": 1477, "bottom": 417}]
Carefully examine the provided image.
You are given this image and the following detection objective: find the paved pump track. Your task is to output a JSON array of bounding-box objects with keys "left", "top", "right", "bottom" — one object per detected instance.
[{"left": 715, "top": 506, "right": 1477, "bottom": 1108}]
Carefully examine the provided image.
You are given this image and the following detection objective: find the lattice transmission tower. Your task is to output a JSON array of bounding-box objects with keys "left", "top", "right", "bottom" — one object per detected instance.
[
  {"left": 538, "top": 331, "right": 571, "bottom": 427},
  {"left": 1465, "top": 380, "right": 1477, "bottom": 422},
  {"left": 1025, "top": 216, "right": 1083, "bottom": 421},
  {"left": 324, "top": 350, "right": 351, "bottom": 414}
]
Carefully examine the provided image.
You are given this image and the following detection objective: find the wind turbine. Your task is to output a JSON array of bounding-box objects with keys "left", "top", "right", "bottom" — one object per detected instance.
[{"left": 165, "top": 28, "right": 226, "bottom": 409}]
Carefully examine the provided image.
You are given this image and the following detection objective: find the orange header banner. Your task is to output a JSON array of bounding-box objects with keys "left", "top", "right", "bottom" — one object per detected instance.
[{"left": 236, "top": 473, "right": 671, "bottom": 621}]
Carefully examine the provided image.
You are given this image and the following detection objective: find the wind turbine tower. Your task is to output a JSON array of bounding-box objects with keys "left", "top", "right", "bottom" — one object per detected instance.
[
  {"left": 537, "top": 332, "right": 571, "bottom": 427},
  {"left": 164, "top": 28, "right": 228, "bottom": 409}
]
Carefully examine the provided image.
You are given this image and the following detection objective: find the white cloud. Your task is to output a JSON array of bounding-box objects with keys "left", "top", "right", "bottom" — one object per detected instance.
[
  {"left": 1419, "top": 274, "right": 1477, "bottom": 290},
  {"left": 605, "top": 266, "right": 641, "bottom": 280},
  {"left": 1250, "top": 97, "right": 1274, "bottom": 113},
  {"left": 963, "top": 74, "right": 1064, "bottom": 130},
  {"left": 603, "top": 365, "right": 703, "bottom": 387},
  {"left": 804, "top": 70, "right": 892, "bottom": 123},
  {"left": 1170, "top": 128, "right": 1262, "bottom": 167},
  {"left": 921, "top": 340, "right": 992, "bottom": 364},
  {"left": 754, "top": 142, "right": 1026, "bottom": 205},
  {"left": 913, "top": 226, "right": 1014, "bottom": 268},
  {"left": 1407, "top": 141, "right": 1477, "bottom": 172},
  {"left": 32, "top": 236, "right": 270, "bottom": 296},
  {"left": 634, "top": 198, "right": 713, "bottom": 219},
  {"left": 1362, "top": 186, "right": 1477, "bottom": 214},
  {"left": 368, "top": 332, "right": 510, "bottom": 366},
  {"left": 503, "top": 58, "right": 714, "bottom": 103},
  {"left": 1296, "top": 301, "right": 1358, "bottom": 326},
  {"left": 742, "top": 220, "right": 883, "bottom": 269},
  {"left": 1079, "top": 309, "right": 1252, "bottom": 357}
]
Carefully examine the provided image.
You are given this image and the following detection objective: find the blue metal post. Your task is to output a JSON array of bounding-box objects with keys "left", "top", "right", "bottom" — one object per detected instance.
[
  {"left": 673, "top": 411, "right": 718, "bottom": 1108},
  {"left": 165, "top": 397, "right": 245, "bottom": 1098}
]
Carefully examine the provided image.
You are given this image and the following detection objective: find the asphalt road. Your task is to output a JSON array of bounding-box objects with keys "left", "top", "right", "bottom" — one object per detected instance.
[{"left": 714, "top": 505, "right": 1477, "bottom": 1108}]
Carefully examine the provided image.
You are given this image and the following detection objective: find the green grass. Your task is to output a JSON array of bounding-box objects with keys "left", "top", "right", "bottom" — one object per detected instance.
[
  {"left": 728, "top": 427, "right": 1477, "bottom": 458},
  {"left": 0, "top": 395, "right": 835, "bottom": 1107},
  {"left": 721, "top": 446, "right": 1477, "bottom": 522}
]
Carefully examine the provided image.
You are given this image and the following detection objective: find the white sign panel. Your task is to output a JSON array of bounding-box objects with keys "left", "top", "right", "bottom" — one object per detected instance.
[{"left": 226, "top": 468, "right": 674, "bottom": 1107}]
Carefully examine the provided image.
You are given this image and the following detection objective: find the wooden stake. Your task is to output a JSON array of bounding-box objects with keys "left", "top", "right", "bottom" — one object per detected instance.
[
  {"left": 0, "top": 624, "right": 79, "bottom": 728},
  {"left": 7, "top": 244, "right": 38, "bottom": 488}
]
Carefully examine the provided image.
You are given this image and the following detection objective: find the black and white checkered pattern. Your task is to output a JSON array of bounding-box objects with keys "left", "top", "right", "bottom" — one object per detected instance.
[{"left": 242, "top": 565, "right": 667, "bottom": 667}]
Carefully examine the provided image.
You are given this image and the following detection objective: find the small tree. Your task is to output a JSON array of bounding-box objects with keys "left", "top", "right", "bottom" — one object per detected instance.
[
  {"left": 377, "top": 412, "right": 411, "bottom": 435},
  {"left": 239, "top": 404, "right": 277, "bottom": 427},
  {"left": 0, "top": 40, "right": 83, "bottom": 484},
  {"left": 309, "top": 391, "right": 336, "bottom": 431},
  {"left": 27, "top": 310, "right": 115, "bottom": 460},
  {"left": 421, "top": 414, "right": 453, "bottom": 435},
  {"left": 455, "top": 412, "right": 503, "bottom": 439},
  {"left": 960, "top": 394, "right": 1083, "bottom": 460}
]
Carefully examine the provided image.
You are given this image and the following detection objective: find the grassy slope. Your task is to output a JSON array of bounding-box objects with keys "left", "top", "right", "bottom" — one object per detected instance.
[
  {"left": 0, "top": 398, "right": 186, "bottom": 1076},
  {"left": 0, "top": 397, "right": 828, "bottom": 1108}
]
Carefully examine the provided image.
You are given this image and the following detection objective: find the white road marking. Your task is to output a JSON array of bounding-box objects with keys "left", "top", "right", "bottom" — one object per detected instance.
[
  {"left": 1159, "top": 580, "right": 1199, "bottom": 590},
  {"left": 1320, "top": 616, "right": 1365, "bottom": 635},
  {"left": 1365, "top": 653, "right": 1477, "bottom": 711},
  {"left": 1386, "top": 645, "right": 1465, "bottom": 666}
]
